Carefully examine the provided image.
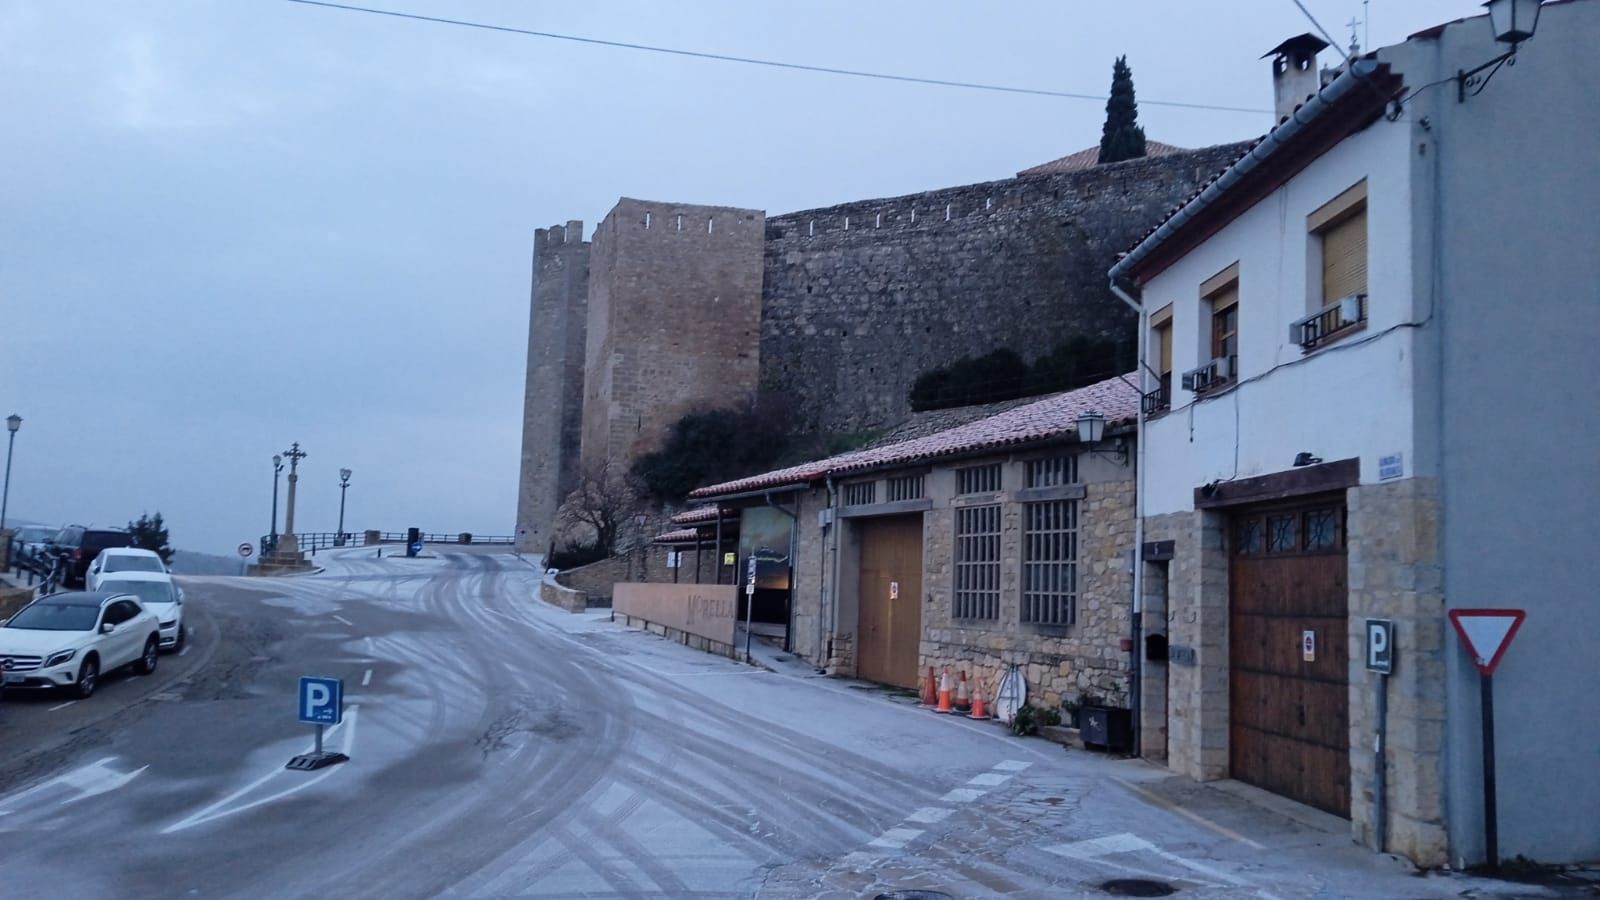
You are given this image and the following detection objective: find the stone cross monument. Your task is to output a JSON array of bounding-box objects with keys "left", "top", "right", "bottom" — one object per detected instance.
[{"left": 261, "top": 441, "right": 311, "bottom": 572}]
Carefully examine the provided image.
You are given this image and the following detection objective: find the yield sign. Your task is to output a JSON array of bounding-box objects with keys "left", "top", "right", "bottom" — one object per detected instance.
[{"left": 1448, "top": 609, "right": 1526, "bottom": 675}]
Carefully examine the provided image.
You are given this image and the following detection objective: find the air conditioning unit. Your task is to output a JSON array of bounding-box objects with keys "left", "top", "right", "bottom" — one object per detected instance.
[{"left": 1337, "top": 294, "right": 1362, "bottom": 326}]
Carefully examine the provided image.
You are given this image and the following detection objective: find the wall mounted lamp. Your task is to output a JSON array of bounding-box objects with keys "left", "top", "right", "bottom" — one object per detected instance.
[
  {"left": 1459, "top": 0, "right": 1542, "bottom": 101},
  {"left": 1076, "top": 411, "right": 1129, "bottom": 466}
]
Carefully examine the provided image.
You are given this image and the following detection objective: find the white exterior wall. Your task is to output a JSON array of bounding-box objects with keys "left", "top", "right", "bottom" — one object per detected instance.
[{"left": 1142, "top": 119, "right": 1416, "bottom": 516}]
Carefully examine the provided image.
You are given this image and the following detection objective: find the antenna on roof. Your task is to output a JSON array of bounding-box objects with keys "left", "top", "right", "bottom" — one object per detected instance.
[{"left": 1347, "top": 16, "right": 1362, "bottom": 57}]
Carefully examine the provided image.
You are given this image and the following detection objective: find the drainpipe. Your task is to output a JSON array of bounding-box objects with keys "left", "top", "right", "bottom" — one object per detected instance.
[
  {"left": 825, "top": 473, "right": 843, "bottom": 672},
  {"left": 1110, "top": 276, "right": 1147, "bottom": 758},
  {"left": 765, "top": 490, "right": 800, "bottom": 655},
  {"left": 817, "top": 475, "right": 838, "bottom": 669}
]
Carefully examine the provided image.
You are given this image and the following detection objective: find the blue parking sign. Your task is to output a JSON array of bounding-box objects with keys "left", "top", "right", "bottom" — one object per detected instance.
[{"left": 298, "top": 676, "right": 343, "bottom": 725}]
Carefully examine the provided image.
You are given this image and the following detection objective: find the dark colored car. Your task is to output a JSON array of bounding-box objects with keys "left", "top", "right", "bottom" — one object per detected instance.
[{"left": 50, "top": 527, "right": 136, "bottom": 588}]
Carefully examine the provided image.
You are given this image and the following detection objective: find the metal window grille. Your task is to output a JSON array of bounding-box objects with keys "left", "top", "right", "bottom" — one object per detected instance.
[
  {"left": 1024, "top": 455, "right": 1078, "bottom": 488},
  {"left": 843, "top": 481, "right": 876, "bottom": 506},
  {"left": 957, "top": 463, "right": 1002, "bottom": 495},
  {"left": 886, "top": 474, "right": 924, "bottom": 502},
  {"left": 1022, "top": 500, "right": 1077, "bottom": 625},
  {"left": 954, "top": 505, "right": 1002, "bottom": 620}
]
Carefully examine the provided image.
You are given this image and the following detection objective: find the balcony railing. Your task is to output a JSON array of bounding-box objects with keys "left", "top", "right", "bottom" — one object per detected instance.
[
  {"left": 1142, "top": 375, "right": 1172, "bottom": 414},
  {"left": 1292, "top": 293, "right": 1368, "bottom": 350},
  {"left": 1181, "top": 355, "right": 1236, "bottom": 394}
]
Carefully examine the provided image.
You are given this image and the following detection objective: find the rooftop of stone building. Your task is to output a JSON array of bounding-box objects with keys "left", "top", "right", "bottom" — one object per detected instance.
[
  {"left": 689, "top": 372, "right": 1140, "bottom": 500},
  {"left": 1017, "top": 139, "right": 1187, "bottom": 177}
]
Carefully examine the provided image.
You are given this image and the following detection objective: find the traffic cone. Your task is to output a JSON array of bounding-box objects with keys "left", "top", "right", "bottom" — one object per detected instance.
[
  {"left": 954, "top": 670, "right": 972, "bottom": 712},
  {"left": 968, "top": 676, "right": 991, "bottom": 720},
  {"left": 920, "top": 666, "right": 938, "bottom": 707},
  {"left": 935, "top": 667, "right": 953, "bottom": 713}
]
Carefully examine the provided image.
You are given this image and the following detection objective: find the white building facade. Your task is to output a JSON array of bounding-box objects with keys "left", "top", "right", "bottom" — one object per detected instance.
[{"left": 1112, "top": 1, "right": 1600, "bottom": 869}]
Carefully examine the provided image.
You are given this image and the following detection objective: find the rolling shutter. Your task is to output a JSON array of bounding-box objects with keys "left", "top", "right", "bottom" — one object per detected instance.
[{"left": 1320, "top": 208, "right": 1367, "bottom": 303}]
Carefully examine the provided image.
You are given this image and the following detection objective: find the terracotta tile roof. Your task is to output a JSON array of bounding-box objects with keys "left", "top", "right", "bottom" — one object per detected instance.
[
  {"left": 652, "top": 527, "right": 706, "bottom": 544},
  {"left": 670, "top": 506, "right": 727, "bottom": 525},
  {"left": 1017, "top": 140, "right": 1185, "bottom": 177},
  {"left": 690, "top": 374, "right": 1139, "bottom": 499}
]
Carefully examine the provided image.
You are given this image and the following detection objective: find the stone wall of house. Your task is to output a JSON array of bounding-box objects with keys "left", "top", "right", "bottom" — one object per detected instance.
[
  {"left": 551, "top": 546, "right": 656, "bottom": 606},
  {"left": 1346, "top": 478, "right": 1447, "bottom": 865},
  {"left": 914, "top": 453, "right": 1135, "bottom": 713},
  {"left": 516, "top": 221, "right": 590, "bottom": 555},
  {"left": 579, "top": 198, "right": 766, "bottom": 476},
  {"left": 759, "top": 143, "right": 1252, "bottom": 433}
]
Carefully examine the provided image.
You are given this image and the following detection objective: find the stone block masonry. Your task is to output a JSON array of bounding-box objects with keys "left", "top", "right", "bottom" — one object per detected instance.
[
  {"left": 579, "top": 198, "right": 766, "bottom": 475},
  {"left": 516, "top": 221, "right": 590, "bottom": 555},
  {"left": 759, "top": 142, "right": 1252, "bottom": 433}
]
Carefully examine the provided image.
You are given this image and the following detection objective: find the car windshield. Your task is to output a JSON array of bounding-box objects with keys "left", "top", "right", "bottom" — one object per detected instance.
[
  {"left": 100, "top": 580, "right": 175, "bottom": 606},
  {"left": 6, "top": 602, "right": 100, "bottom": 631},
  {"left": 104, "top": 555, "right": 164, "bottom": 573}
]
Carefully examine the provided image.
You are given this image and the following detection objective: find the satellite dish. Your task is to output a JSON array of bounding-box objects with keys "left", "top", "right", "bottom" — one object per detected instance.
[{"left": 994, "top": 664, "right": 1026, "bottom": 724}]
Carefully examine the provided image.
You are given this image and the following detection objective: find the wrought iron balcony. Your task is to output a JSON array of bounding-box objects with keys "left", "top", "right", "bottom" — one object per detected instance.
[
  {"left": 1181, "top": 356, "right": 1236, "bottom": 394},
  {"left": 1291, "top": 293, "right": 1367, "bottom": 350},
  {"left": 1142, "top": 376, "right": 1172, "bottom": 414}
]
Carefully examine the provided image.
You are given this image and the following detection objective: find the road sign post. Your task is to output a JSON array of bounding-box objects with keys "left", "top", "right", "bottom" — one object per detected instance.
[
  {"left": 288, "top": 676, "right": 350, "bottom": 771},
  {"left": 1448, "top": 608, "right": 1526, "bottom": 874},
  {"left": 237, "top": 542, "right": 253, "bottom": 576},
  {"left": 1366, "top": 619, "right": 1395, "bottom": 851}
]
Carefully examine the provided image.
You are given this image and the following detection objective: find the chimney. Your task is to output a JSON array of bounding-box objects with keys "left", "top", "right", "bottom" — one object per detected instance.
[{"left": 1263, "top": 33, "right": 1330, "bottom": 124}]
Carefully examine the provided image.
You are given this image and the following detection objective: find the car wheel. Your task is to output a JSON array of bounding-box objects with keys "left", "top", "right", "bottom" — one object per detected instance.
[
  {"left": 138, "top": 636, "right": 159, "bottom": 675},
  {"left": 75, "top": 657, "right": 99, "bottom": 699}
]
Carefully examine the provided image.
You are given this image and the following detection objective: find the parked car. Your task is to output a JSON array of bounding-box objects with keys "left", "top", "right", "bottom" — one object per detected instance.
[
  {"left": 0, "top": 591, "right": 161, "bottom": 698},
  {"left": 94, "top": 572, "right": 185, "bottom": 652},
  {"left": 86, "top": 547, "right": 167, "bottom": 591},
  {"left": 50, "top": 526, "right": 135, "bottom": 588},
  {"left": 9, "top": 524, "right": 58, "bottom": 561}
]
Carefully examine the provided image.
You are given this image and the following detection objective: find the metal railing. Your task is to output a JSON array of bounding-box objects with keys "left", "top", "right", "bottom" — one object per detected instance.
[
  {"left": 259, "top": 531, "right": 515, "bottom": 556},
  {"left": 1291, "top": 293, "right": 1368, "bottom": 350}
]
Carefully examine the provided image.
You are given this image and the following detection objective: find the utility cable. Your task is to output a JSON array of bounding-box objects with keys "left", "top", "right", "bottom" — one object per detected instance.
[{"left": 279, "top": 0, "right": 1270, "bottom": 115}]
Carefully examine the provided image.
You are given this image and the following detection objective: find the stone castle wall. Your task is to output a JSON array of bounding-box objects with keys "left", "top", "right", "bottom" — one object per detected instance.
[
  {"left": 516, "top": 221, "right": 590, "bottom": 554},
  {"left": 759, "top": 142, "right": 1251, "bottom": 432},
  {"left": 579, "top": 198, "right": 766, "bottom": 475}
]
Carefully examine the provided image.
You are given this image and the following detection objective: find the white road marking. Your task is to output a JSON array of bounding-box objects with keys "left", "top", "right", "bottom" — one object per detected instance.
[
  {"left": 48, "top": 701, "right": 76, "bottom": 712},
  {"left": 1044, "top": 831, "right": 1267, "bottom": 894},
  {"left": 332, "top": 614, "right": 353, "bottom": 626},
  {"left": 179, "top": 645, "right": 190, "bottom": 656},
  {"left": 967, "top": 771, "right": 1011, "bottom": 787},
  {"left": 866, "top": 827, "right": 923, "bottom": 850},
  {"left": 993, "top": 759, "right": 1032, "bottom": 772},
  {"left": 361, "top": 669, "right": 372, "bottom": 686},
  {"left": 0, "top": 758, "right": 148, "bottom": 817},
  {"left": 904, "top": 806, "right": 953, "bottom": 824},
  {"left": 161, "top": 705, "right": 361, "bottom": 834},
  {"left": 941, "top": 787, "right": 985, "bottom": 803}
]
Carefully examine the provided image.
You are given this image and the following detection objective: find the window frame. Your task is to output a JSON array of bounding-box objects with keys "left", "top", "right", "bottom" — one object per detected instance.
[
  {"left": 953, "top": 504, "right": 1002, "bottom": 621},
  {"left": 1020, "top": 497, "right": 1078, "bottom": 627}
]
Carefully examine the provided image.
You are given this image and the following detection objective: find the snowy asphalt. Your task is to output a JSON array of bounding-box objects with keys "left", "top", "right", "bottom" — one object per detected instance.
[{"left": 0, "top": 549, "right": 1561, "bottom": 898}]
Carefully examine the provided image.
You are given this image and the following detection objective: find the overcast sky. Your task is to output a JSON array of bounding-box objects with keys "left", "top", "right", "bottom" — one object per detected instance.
[{"left": 1, "top": 0, "right": 1481, "bottom": 555}]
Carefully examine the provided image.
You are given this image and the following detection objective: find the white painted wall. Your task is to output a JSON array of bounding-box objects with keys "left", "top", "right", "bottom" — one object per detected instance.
[{"left": 1141, "top": 115, "right": 1417, "bottom": 516}]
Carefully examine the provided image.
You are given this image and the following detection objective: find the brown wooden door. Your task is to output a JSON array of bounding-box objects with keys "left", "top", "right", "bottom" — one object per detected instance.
[
  {"left": 856, "top": 515, "right": 924, "bottom": 689},
  {"left": 1228, "top": 498, "right": 1351, "bottom": 818}
]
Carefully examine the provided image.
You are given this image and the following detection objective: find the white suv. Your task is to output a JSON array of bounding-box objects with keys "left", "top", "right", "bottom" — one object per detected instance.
[
  {"left": 0, "top": 591, "right": 161, "bottom": 698},
  {"left": 86, "top": 547, "right": 167, "bottom": 591},
  {"left": 96, "top": 572, "right": 186, "bottom": 652}
]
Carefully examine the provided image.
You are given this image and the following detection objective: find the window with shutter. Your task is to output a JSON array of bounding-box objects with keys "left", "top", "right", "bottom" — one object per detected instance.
[{"left": 1320, "top": 207, "right": 1367, "bottom": 303}]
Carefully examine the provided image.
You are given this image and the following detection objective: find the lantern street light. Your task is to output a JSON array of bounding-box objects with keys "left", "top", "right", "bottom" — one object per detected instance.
[
  {"left": 337, "top": 468, "right": 352, "bottom": 546},
  {"left": 1459, "top": 0, "right": 1543, "bottom": 101},
  {"left": 1076, "top": 409, "right": 1128, "bottom": 466},
  {"left": 270, "top": 454, "right": 284, "bottom": 553},
  {"left": 2, "top": 414, "right": 21, "bottom": 530}
]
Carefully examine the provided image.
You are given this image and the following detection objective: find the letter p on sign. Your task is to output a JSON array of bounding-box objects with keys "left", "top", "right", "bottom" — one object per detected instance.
[
  {"left": 1366, "top": 619, "right": 1394, "bottom": 674},
  {"left": 299, "top": 676, "right": 344, "bottom": 725}
]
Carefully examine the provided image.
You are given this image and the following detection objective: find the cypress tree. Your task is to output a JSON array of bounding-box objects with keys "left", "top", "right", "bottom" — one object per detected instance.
[{"left": 1098, "top": 55, "right": 1148, "bottom": 164}]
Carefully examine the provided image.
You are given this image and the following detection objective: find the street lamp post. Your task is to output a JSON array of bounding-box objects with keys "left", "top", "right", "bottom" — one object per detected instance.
[
  {"left": 2, "top": 414, "right": 21, "bottom": 531},
  {"left": 337, "top": 468, "right": 352, "bottom": 546},
  {"left": 270, "top": 454, "right": 284, "bottom": 553}
]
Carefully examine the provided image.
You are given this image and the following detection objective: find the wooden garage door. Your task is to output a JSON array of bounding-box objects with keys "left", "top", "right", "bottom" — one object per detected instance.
[
  {"left": 1229, "top": 498, "right": 1350, "bottom": 817},
  {"left": 856, "top": 515, "right": 924, "bottom": 689}
]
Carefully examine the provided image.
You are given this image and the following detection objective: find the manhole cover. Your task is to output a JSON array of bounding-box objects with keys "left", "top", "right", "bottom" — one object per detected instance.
[
  {"left": 1099, "top": 879, "right": 1176, "bottom": 897},
  {"left": 874, "top": 892, "right": 955, "bottom": 900}
]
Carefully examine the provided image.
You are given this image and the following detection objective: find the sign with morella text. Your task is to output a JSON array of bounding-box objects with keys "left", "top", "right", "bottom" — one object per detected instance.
[
  {"left": 1448, "top": 609, "right": 1526, "bottom": 675},
  {"left": 298, "top": 676, "right": 344, "bottom": 725}
]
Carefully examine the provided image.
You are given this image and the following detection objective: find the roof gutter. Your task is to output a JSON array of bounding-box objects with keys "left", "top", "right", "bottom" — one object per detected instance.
[
  {"left": 690, "top": 481, "right": 812, "bottom": 504},
  {"left": 1109, "top": 58, "right": 1384, "bottom": 284}
]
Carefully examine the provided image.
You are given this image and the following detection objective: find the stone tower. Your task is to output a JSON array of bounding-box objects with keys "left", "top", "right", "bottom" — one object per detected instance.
[
  {"left": 579, "top": 198, "right": 765, "bottom": 475},
  {"left": 515, "top": 220, "right": 590, "bottom": 555}
]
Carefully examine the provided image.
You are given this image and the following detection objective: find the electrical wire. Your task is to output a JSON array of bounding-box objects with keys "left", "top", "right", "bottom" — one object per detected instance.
[
  {"left": 279, "top": 0, "right": 1271, "bottom": 114},
  {"left": 1290, "top": 0, "right": 1345, "bottom": 55}
]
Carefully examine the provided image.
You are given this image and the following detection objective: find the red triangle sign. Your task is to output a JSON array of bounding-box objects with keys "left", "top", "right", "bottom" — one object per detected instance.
[{"left": 1448, "top": 608, "right": 1526, "bottom": 675}]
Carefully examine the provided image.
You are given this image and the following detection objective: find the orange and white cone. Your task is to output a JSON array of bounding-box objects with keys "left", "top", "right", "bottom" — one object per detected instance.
[
  {"left": 919, "top": 666, "right": 938, "bottom": 707},
  {"left": 968, "top": 676, "right": 991, "bottom": 720},
  {"left": 935, "top": 667, "right": 953, "bottom": 713},
  {"left": 954, "top": 670, "right": 972, "bottom": 712}
]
